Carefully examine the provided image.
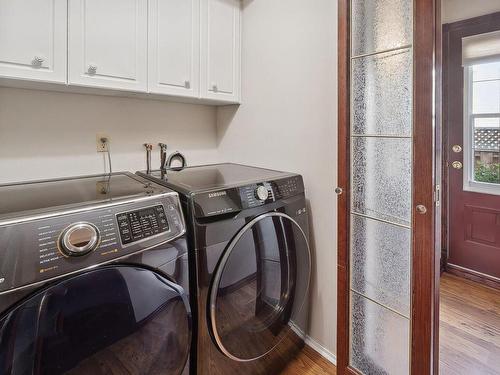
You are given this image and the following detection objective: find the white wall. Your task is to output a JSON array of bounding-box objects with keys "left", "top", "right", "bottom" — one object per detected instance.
[
  {"left": 0, "top": 0, "right": 338, "bottom": 357},
  {"left": 217, "top": 0, "right": 338, "bottom": 356},
  {"left": 0, "top": 87, "right": 219, "bottom": 183},
  {"left": 442, "top": 0, "right": 500, "bottom": 23}
]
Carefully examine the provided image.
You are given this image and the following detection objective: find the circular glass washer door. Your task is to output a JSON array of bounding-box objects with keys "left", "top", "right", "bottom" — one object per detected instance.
[
  {"left": 0, "top": 266, "right": 191, "bottom": 375},
  {"left": 208, "top": 212, "right": 311, "bottom": 362}
]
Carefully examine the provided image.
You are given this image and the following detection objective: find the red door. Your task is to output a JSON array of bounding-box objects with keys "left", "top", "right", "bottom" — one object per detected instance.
[{"left": 445, "top": 13, "right": 500, "bottom": 282}]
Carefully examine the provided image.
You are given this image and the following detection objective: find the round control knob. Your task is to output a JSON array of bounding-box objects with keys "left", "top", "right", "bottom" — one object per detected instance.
[
  {"left": 59, "top": 222, "right": 100, "bottom": 257},
  {"left": 255, "top": 186, "right": 269, "bottom": 201}
]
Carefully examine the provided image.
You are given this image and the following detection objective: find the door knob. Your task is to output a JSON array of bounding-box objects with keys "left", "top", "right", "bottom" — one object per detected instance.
[
  {"left": 451, "top": 161, "right": 463, "bottom": 170},
  {"left": 416, "top": 205, "right": 427, "bottom": 214},
  {"left": 452, "top": 145, "right": 462, "bottom": 153},
  {"left": 334, "top": 187, "right": 343, "bottom": 195}
]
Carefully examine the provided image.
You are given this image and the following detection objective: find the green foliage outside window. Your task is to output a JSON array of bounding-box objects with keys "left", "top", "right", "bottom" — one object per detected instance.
[{"left": 474, "top": 162, "right": 500, "bottom": 184}]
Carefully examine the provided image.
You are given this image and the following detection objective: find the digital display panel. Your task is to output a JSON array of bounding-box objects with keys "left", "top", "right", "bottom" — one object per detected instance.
[{"left": 116, "top": 205, "right": 169, "bottom": 245}]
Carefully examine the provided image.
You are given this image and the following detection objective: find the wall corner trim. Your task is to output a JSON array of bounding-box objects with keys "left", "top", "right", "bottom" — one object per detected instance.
[
  {"left": 289, "top": 322, "right": 337, "bottom": 365},
  {"left": 304, "top": 335, "right": 338, "bottom": 366}
]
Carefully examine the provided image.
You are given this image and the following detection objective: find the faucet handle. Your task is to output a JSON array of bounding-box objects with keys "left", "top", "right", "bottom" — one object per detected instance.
[
  {"left": 144, "top": 144, "right": 153, "bottom": 174},
  {"left": 158, "top": 143, "right": 168, "bottom": 171}
]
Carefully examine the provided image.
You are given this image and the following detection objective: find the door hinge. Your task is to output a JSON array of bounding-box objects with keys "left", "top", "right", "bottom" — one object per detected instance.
[{"left": 434, "top": 185, "right": 441, "bottom": 207}]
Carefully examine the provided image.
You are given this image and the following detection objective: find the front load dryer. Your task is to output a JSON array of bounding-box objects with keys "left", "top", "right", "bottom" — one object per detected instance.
[{"left": 138, "top": 163, "right": 312, "bottom": 375}]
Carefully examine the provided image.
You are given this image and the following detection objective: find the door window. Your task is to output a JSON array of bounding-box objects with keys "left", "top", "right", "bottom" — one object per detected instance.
[
  {"left": 464, "top": 57, "right": 500, "bottom": 194},
  {"left": 208, "top": 213, "right": 310, "bottom": 362}
]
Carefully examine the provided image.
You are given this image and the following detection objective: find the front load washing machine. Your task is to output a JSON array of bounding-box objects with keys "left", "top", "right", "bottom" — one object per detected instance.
[
  {"left": 138, "top": 163, "right": 312, "bottom": 375},
  {"left": 0, "top": 172, "right": 192, "bottom": 375}
]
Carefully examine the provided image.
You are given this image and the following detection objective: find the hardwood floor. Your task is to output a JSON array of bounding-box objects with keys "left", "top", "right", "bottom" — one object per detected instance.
[
  {"left": 440, "top": 273, "right": 500, "bottom": 375},
  {"left": 278, "top": 273, "right": 499, "bottom": 375},
  {"left": 280, "top": 345, "right": 336, "bottom": 375}
]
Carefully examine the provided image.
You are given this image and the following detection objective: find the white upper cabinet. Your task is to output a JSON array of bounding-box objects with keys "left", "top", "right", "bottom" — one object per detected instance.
[
  {"left": 149, "top": 0, "right": 200, "bottom": 97},
  {"left": 0, "top": 0, "right": 67, "bottom": 83},
  {"left": 200, "top": 0, "right": 241, "bottom": 103},
  {"left": 68, "top": 0, "right": 148, "bottom": 92},
  {"left": 0, "top": 0, "right": 241, "bottom": 104}
]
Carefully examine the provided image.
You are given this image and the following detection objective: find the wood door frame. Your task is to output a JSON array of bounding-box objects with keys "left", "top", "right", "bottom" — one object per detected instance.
[
  {"left": 441, "top": 11, "right": 500, "bottom": 288},
  {"left": 336, "top": 0, "right": 351, "bottom": 372},
  {"left": 336, "top": 1, "right": 439, "bottom": 374}
]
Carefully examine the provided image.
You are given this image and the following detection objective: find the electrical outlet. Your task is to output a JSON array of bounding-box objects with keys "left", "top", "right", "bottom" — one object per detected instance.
[{"left": 96, "top": 134, "right": 110, "bottom": 152}]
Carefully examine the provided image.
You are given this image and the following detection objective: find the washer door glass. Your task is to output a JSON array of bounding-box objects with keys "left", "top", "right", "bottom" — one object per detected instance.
[
  {"left": 0, "top": 266, "right": 191, "bottom": 375},
  {"left": 209, "top": 212, "right": 311, "bottom": 361}
]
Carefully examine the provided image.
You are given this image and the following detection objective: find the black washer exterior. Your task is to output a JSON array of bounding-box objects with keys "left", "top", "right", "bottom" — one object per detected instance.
[
  {"left": 138, "top": 163, "right": 311, "bottom": 375},
  {"left": 0, "top": 173, "right": 192, "bottom": 375}
]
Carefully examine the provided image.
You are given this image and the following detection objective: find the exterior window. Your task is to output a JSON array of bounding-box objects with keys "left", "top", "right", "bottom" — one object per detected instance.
[{"left": 464, "top": 60, "right": 500, "bottom": 194}]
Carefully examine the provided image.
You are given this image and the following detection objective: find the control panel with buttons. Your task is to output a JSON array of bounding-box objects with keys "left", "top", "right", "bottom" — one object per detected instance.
[
  {"left": 240, "top": 176, "right": 303, "bottom": 209},
  {"left": 0, "top": 195, "right": 185, "bottom": 296},
  {"left": 117, "top": 205, "right": 170, "bottom": 245},
  {"left": 192, "top": 175, "right": 304, "bottom": 217}
]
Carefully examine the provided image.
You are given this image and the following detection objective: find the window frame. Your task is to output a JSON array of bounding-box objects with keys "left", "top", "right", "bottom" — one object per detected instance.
[{"left": 463, "top": 58, "right": 500, "bottom": 195}]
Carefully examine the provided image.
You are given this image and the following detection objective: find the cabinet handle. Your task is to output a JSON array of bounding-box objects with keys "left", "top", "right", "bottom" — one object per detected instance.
[
  {"left": 88, "top": 65, "right": 98, "bottom": 75},
  {"left": 184, "top": 80, "right": 191, "bottom": 89},
  {"left": 211, "top": 83, "right": 218, "bottom": 92},
  {"left": 32, "top": 56, "right": 44, "bottom": 67}
]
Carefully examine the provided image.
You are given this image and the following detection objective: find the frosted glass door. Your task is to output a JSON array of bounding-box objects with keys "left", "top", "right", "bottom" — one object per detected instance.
[{"left": 349, "top": 0, "right": 413, "bottom": 374}]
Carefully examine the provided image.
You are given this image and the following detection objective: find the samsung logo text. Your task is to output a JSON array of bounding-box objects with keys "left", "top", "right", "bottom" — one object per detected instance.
[{"left": 208, "top": 191, "right": 227, "bottom": 198}]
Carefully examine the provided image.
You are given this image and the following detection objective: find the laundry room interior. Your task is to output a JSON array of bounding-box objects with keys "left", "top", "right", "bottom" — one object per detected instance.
[{"left": 0, "top": 1, "right": 498, "bottom": 375}]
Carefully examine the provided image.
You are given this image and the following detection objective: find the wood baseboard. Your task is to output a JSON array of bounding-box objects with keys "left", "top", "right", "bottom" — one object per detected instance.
[{"left": 446, "top": 264, "right": 500, "bottom": 290}]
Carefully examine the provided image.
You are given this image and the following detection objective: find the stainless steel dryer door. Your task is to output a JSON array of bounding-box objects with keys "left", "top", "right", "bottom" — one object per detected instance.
[
  {"left": 0, "top": 266, "right": 191, "bottom": 375},
  {"left": 208, "top": 212, "right": 311, "bottom": 362}
]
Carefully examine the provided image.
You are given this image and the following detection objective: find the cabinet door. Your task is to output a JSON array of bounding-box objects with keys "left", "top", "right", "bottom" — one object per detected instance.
[
  {"left": 149, "top": 0, "right": 200, "bottom": 97},
  {"left": 200, "top": 0, "right": 241, "bottom": 103},
  {"left": 68, "top": 0, "right": 148, "bottom": 92},
  {"left": 0, "top": 0, "right": 67, "bottom": 83}
]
